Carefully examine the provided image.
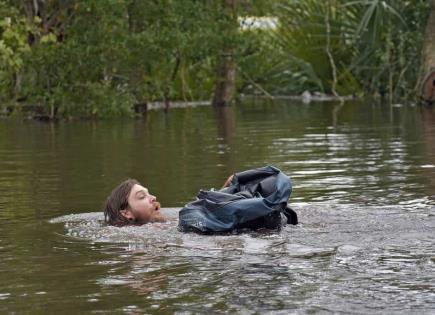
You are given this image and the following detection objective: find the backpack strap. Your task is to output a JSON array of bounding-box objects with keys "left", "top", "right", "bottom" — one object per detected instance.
[{"left": 283, "top": 206, "right": 298, "bottom": 225}]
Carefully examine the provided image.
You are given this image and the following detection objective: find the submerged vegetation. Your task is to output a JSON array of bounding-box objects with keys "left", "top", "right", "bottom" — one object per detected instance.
[{"left": 0, "top": 0, "right": 432, "bottom": 118}]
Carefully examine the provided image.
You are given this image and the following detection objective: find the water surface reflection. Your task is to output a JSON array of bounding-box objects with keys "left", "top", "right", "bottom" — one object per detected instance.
[
  {"left": 50, "top": 201, "right": 435, "bottom": 313},
  {"left": 1, "top": 101, "right": 435, "bottom": 313}
]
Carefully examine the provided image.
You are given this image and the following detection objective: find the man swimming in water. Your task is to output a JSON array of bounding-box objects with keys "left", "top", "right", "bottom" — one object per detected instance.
[{"left": 103, "top": 176, "right": 234, "bottom": 226}]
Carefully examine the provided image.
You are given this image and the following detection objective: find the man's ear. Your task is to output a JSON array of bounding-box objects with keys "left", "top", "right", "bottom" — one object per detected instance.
[{"left": 120, "top": 209, "right": 135, "bottom": 221}]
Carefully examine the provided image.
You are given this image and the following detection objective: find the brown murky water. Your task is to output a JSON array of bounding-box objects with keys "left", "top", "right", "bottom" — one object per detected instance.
[{"left": 1, "top": 100, "right": 434, "bottom": 313}]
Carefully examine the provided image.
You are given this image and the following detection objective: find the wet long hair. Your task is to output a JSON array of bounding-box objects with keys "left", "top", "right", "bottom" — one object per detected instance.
[{"left": 103, "top": 179, "right": 139, "bottom": 226}]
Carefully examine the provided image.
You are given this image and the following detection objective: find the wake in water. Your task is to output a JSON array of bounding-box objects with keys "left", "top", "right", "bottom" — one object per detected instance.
[
  {"left": 50, "top": 201, "right": 435, "bottom": 257},
  {"left": 49, "top": 205, "right": 334, "bottom": 256},
  {"left": 50, "top": 208, "right": 180, "bottom": 248},
  {"left": 50, "top": 201, "right": 435, "bottom": 313}
]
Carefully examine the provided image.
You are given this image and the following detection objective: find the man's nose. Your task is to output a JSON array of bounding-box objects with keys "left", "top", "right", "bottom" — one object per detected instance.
[{"left": 149, "top": 195, "right": 156, "bottom": 202}]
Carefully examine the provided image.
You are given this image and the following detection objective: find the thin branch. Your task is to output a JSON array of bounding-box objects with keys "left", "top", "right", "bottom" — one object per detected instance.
[
  {"left": 239, "top": 67, "right": 274, "bottom": 99},
  {"left": 325, "top": 0, "right": 339, "bottom": 96}
]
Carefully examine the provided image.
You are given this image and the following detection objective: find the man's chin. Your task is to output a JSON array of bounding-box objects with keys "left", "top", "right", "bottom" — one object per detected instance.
[{"left": 151, "top": 211, "right": 167, "bottom": 223}]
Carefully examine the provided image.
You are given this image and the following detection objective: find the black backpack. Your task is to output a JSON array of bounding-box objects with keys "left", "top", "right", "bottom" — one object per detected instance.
[{"left": 178, "top": 166, "right": 298, "bottom": 234}]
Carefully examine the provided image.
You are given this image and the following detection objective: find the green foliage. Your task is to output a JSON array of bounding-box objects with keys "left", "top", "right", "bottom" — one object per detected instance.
[
  {"left": 8, "top": 0, "right": 248, "bottom": 117},
  {"left": 347, "top": 0, "right": 429, "bottom": 99},
  {"left": 122, "top": 0, "right": 219, "bottom": 102},
  {"left": 237, "top": 30, "right": 324, "bottom": 95},
  {"left": 273, "top": 0, "right": 430, "bottom": 100},
  {"left": 0, "top": 0, "right": 432, "bottom": 118},
  {"left": 0, "top": 1, "right": 31, "bottom": 103}
]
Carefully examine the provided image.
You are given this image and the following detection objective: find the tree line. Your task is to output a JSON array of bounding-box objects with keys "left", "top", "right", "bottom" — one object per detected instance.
[{"left": 0, "top": 0, "right": 433, "bottom": 119}]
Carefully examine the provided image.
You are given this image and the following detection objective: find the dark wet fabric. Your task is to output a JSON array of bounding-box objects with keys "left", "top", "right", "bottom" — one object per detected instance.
[{"left": 178, "top": 166, "right": 297, "bottom": 234}]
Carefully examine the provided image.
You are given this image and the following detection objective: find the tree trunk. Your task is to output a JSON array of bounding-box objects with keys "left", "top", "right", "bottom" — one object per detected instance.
[
  {"left": 420, "top": 0, "right": 435, "bottom": 103},
  {"left": 212, "top": 50, "right": 236, "bottom": 106},
  {"left": 212, "top": 0, "right": 237, "bottom": 107},
  {"left": 163, "top": 51, "right": 181, "bottom": 112}
]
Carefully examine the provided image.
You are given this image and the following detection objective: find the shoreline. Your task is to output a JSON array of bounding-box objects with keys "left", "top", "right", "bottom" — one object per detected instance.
[{"left": 0, "top": 93, "right": 359, "bottom": 121}]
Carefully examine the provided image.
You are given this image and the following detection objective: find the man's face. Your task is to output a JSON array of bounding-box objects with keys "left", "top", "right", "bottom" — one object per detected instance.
[{"left": 127, "top": 184, "right": 164, "bottom": 223}]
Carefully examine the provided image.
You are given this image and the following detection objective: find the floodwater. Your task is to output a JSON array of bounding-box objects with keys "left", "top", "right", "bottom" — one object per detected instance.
[{"left": 0, "top": 100, "right": 434, "bottom": 313}]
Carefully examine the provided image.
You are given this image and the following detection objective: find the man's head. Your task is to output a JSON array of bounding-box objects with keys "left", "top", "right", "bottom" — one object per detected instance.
[{"left": 103, "top": 179, "right": 166, "bottom": 226}]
